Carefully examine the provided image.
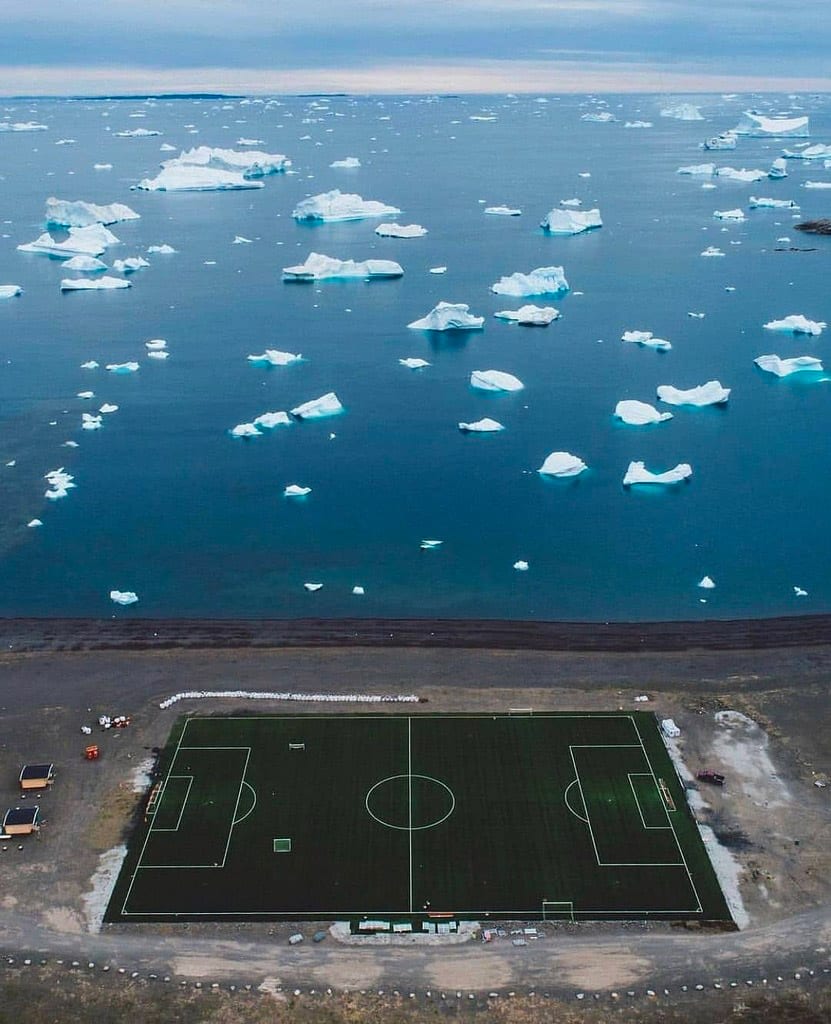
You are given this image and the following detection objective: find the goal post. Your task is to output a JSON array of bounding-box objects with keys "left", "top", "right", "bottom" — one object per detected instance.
[{"left": 541, "top": 900, "right": 575, "bottom": 922}]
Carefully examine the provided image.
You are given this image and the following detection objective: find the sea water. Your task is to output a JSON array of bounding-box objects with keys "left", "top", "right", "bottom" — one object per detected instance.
[{"left": 0, "top": 93, "right": 829, "bottom": 620}]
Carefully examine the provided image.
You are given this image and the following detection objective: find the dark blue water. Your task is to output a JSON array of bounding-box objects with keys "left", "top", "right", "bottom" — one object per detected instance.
[{"left": 1, "top": 93, "right": 829, "bottom": 620}]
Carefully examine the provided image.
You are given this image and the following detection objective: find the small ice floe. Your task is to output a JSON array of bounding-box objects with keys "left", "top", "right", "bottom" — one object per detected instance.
[
  {"left": 732, "top": 111, "right": 809, "bottom": 138},
  {"left": 352, "top": 585, "right": 365, "bottom": 595},
  {"left": 284, "top": 484, "right": 311, "bottom": 497},
  {"left": 701, "top": 246, "right": 725, "bottom": 257},
  {"left": 513, "top": 560, "right": 529, "bottom": 571},
  {"left": 408, "top": 302, "right": 484, "bottom": 330},
  {"left": 399, "top": 357, "right": 430, "bottom": 369},
  {"left": 560, "top": 198, "right": 582, "bottom": 207},
  {"left": 116, "top": 127, "right": 161, "bottom": 137},
  {"left": 146, "top": 339, "right": 167, "bottom": 351},
  {"left": 0, "top": 121, "right": 47, "bottom": 132},
  {"left": 99, "top": 403, "right": 118, "bottom": 414},
  {"left": 768, "top": 157, "right": 788, "bottom": 179},
  {"left": 714, "top": 167, "right": 767, "bottom": 182},
  {"left": 702, "top": 131, "right": 737, "bottom": 150},
  {"left": 237, "top": 137, "right": 264, "bottom": 146},
  {"left": 714, "top": 208, "right": 746, "bottom": 221},
  {"left": 660, "top": 102, "right": 704, "bottom": 120},
  {"left": 538, "top": 451, "right": 588, "bottom": 477},
  {"left": 688, "top": 312, "right": 706, "bottom": 319},
  {"left": 614, "top": 400, "right": 673, "bottom": 425},
  {"left": 304, "top": 582, "right": 323, "bottom": 591},
  {"left": 621, "top": 330, "right": 671, "bottom": 351},
  {"left": 494, "top": 304, "right": 560, "bottom": 326},
  {"left": 63, "top": 255, "right": 107, "bottom": 272},
  {"left": 81, "top": 360, "right": 99, "bottom": 369},
  {"left": 677, "top": 163, "right": 715, "bottom": 176},
  {"left": 484, "top": 206, "right": 521, "bottom": 216},
  {"left": 63, "top": 440, "right": 78, "bottom": 448},
  {"left": 794, "top": 586, "right": 808, "bottom": 597},
  {"left": 540, "top": 207, "right": 602, "bottom": 234},
  {"left": 754, "top": 354, "right": 824, "bottom": 376},
  {"left": 290, "top": 392, "right": 344, "bottom": 419},
  {"left": 282, "top": 252, "right": 403, "bottom": 280},
  {"left": 581, "top": 111, "right": 615, "bottom": 123},
  {"left": 159, "top": 143, "right": 176, "bottom": 152},
  {"left": 45, "top": 197, "right": 139, "bottom": 228},
  {"left": 27, "top": 519, "right": 42, "bottom": 528},
  {"left": 137, "top": 166, "right": 264, "bottom": 191},
  {"left": 429, "top": 266, "right": 447, "bottom": 274},
  {"left": 82, "top": 413, "right": 102, "bottom": 430},
  {"left": 253, "top": 411, "right": 291, "bottom": 428},
  {"left": 804, "top": 181, "right": 831, "bottom": 190},
  {"left": 623, "top": 461, "right": 692, "bottom": 486},
  {"left": 113, "top": 257, "right": 150, "bottom": 273},
  {"left": 19, "top": 223, "right": 119, "bottom": 258},
  {"left": 93, "top": 163, "right": 113, "bottom": 171},
  {"left": 230, "top": 422, "right": 261, "bottom": 438},
  {"left": 110, "top": 590, "right": 139, "bottom": 605},
  {"left": 233, "top": 235, "right": 253, "bottom": 244},
  {"left": 783, "top": 143, "right": 831, "bottom": 159},
  {"left": 491, "top": 266, "right": 569, "bottom": 297},
  {"left": 248, "top": 349, "right": 302, "bottom": 366},
  {"left": 374, "top": 223, "right": 427, "bottom": 237},
  {"left": 44, "top": 468, "right": 76, "bottom": 500},
  {"left": 0, "top": 285, "right": 22, "bottom": 299},
  {"left": 420, "top": 539, "right": 443, "bottom": 550},
  {"left": 77, "top": 390, "right": 94, "bottom": 399},
  {"left": 763, "top": 314, "right": 826, "bottom": 335},
  {"left": 147, "top": 350, "right": 169, "bottom": 360},
  {"left": 147, "top": 243, "right": 176, "bottom": 254},
  {"left": 105, "top": 362, "right": 139, "bottom": 373},
  {"left": 458, "top": 418, "right": 504, "bottom": 432},
  {"left": 61, "top": 276, "right": 131, "bottom": 291},
  {"left": 292, "top": 189, "right": 400, "bottom": 222},
  {"left": 330, "top": 156, "right": 361, "bottom": 168},
  {"left": 470, "top": 369, "right": 524, "bottom": 392},
  {"left": 698, "top": 576, "right": 716, "bottom": 589},
  {"left": 749, "top": 196, "right": 798, "bottom": 210},
  {"left": 657, "top": 381, "right": 730, "bottom": 406},
  {"left": 624, "top": 120, "right": 653, "bottom": 128}
]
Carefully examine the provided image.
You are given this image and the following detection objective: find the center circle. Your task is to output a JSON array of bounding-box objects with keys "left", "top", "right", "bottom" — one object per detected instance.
[{"left": 365, "top": 774, "right": 456, "bottom": 831}]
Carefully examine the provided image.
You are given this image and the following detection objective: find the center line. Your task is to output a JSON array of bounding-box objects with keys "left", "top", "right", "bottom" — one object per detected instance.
[{"left": 408, "top": 717, "right": 413, "bottom": 912}]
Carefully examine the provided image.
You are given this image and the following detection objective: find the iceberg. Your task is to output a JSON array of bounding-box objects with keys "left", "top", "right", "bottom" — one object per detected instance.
[
  {"left": 352, "top": 585, "right": 365, "bottom": 595},
  {"left": 804, "top": 181, "right": 831, "bottom": 190},
  {"left": 749, "top": 196, "right": 799, "bottom": 210},
  {"left": 18, "top": 223, "right": 120, "bottom": 258},
  {"left": 106, "top": 362, "right": 139, "bottom": 373},
  {"left": 62, "top": 255, "right": 107, "bottom": 272},
  {"left": 458, "top": 418, "right": 505, "bottom": 432},
  {"left": 284, "top": 484, "right": 311, "bottom": 497},
  {"left": 581, "top": 111, "right": 615, "bottom": 123},
  {"left": 470, "top": 370, "right": 524, "bottom": 392},
  {"left": 99, "top": 403, "right": 118, "bottom": 414},
  {"left": 80, "top": 360, "right": 99, "bottom": 369},
  {"left": 330, "top": 156, "right": 361, "bottom": 168},
  {"left": 0, "top": 285, "right": 22, "bottom": 299},
  {"left": 162, "top": 145, "right": 290, "bottom": 178},
  {"left": 538, "top": 451, "right": 588, "bottom": 477},
  {"left": 45, "top": 197, "right": 139, "bottom": 228},
  {"left": 429, "top": 266, "right": 447, "bottom": 274},
  {"left": 292, "top": 189, "right": 400, "bottom": 222},
  {"left": 282, "top": 252, "right": 403, "bottom": 281},
  {"left": 247, "top": 349, "right": 302, "bottom": 366},
  {"left": 290, "top": 392, "right": 344, "bottom": 419},
  {"left": 233, "top": 235, "right": 253, "bottom": 245},
  {"left": 408, "top": 301, "right": 484, "bottom": 331},
  {"left": 61, "top": 276, "right": 131, "bottom": 291},
  {"left": 768, "top": 157, "right": 788, "bottom": 179},
  {"left": 783, "top": 143, "right": 831, "bottom": 160},
  {"left": 754, "top": 354, "right": 824, "bottom": 376},
  {"left": 621, "top": 330, "right": 671, "bottom": 351},
  {"left": 44, "top": 468, "right": 75, "bottom": 501},
  {"left": 82, "top": 413, "right": 102, "bottom": 431},
  {"left": 560, "top": 198, "right": 582, "bottom": 207},
  {"left": 733, "top": 111, "right": 809, "bottom": 137},
  {"left": 113, "top": 257, "right": 150, "bottom": 273},
  {"left": 115, "top": 128, "right": 161, "bottom": 137},
  {"left": 677, "top": 163, "right": 715, "bottom": 176},
  {"left": 714, "top": 208, "right": 745, "bottom": 221},
  {"left": 420, "top": 539, "right": 443, "bottom": 550},
  {"left": 494, "top": 304, "right": 560, "bottom": 326},
  {"left": 715, "top": 167, "right": 767, "bottom": 182},
  {"left": 0, "top": 121, "right": 47, "bottom": 132},
  {"left": 660, "top": 103, "right": 704, "bottom": 121},
  {"left": 656, "top": 381, "right": 731, "bottom": 406},
  {"left": 540, "top": 208, "right": 602, "bottom": 234},
  {"left": 94, "top": 163, "right": 113, "bottom": 170},
  {"left": 764, "top": 314, "right": 825, "bottom": 335},
  {"left": 374, "top": 223, "right": 427, "bottom": 237},
  {"left": 484, "top": 206, "right": 521, "bottom": 216},
  {"left": 110, "top": 591, "right": 139, "bottom": 605},
  {"left": 623, "top": 462, "right": 692, "bottom": 486},
  {"left": 147, "top": 243, "right": 176, "bottom": 254},
  {"left": 701, "top": 246, "right": 725, "bottom": 257},
  {"left": 614, "top": 400, "right": 673, "bottom": 425},
  {"left": 513, "top": 560, "right": 529, "bottom": 571},
  {"left": 77, "top": 390, "right": 94, "bottom": 398},
  {"left": 27, "top": 520, "right": 42, "bottom": 528},
  {"left": 145, "top": 339, "right": 167, "bottom": 350},
  {"left": 703, "top": 132, "right": 737, "bottom": 150},
  {"left": 230, "top": 422, "right": 261, "bottom": 438},
  {"left": 625, "top": 121, "right": 653, "bottom": 128},
  {"left": 698, "top": 576, "right": 716, "bottom": 589},
  {"left": 399, "top": 357, "right": 430, "bottom": 369},
  {"left": 491, "top": 266, "right": 569, "bottom": 297},
  {"left": 253, "top": 411, "right": 291, "bottom": 428},
  {"left": 137, "top": 166, "right": 264, "bottom": 192},
  {"left": 304, "top": 583, "right": 323, "bottom": 592}
]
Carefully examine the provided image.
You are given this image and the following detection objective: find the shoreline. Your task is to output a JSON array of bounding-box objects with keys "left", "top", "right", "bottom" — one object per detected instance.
[{"left": 5, "top": 612, "right": 831, "bottom": 652}]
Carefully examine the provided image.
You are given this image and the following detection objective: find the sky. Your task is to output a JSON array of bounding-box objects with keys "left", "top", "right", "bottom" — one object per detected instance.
[{"left": 2, "top": 0, "right": 830, "bottom": 95}]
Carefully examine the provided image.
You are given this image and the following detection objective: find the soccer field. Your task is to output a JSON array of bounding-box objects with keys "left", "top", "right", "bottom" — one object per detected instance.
[{"left": 107, "top": 712, "right": 732, "bottom": 924}]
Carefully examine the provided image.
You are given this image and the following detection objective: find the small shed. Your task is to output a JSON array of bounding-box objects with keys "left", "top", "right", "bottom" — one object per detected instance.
[
  {"left": 661, "top": 718, "right": 681, "bottom": 738},
  {"left": 2, "top": 806, "right": 40, "bottom": 837},
  {"left": 19, "top": 763, "right": 54, "bottom": 791}
]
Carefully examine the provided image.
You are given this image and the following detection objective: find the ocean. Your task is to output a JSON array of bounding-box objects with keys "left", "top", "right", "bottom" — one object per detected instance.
[{"left": 1, "top": 92, "right": 829, "bottom": 620}]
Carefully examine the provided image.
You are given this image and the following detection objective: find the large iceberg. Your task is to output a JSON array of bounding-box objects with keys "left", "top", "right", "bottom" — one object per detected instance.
[
  {"left": 290, "top": 392, "right": 344, "bottom": 419},
  {"left": 661, "top": 103, "right": 704, "bottom": 121},
  {"left": 715, "top": 167, "right": 767, "bottom": 182},
  {"left": 18, "top": 223, "right": 120, "bottom": 258},
  {"left": 61, "top": 276, "right": 131, "bottom": 291},
  {"left": 749, "top": 196, "right": 799, "bottom": 210},
  {"left": 614, "top": 400, "right": 672, "bottom": 425},
  {"left": 282, "top": 252, "right": 403, "bottom": 281},
  {"left": 408, "top": 302, "right": 484, "bottom": 330},
  {"left": 458, "top": 418, "right": 504, "bottom": 432},
  {"left": 375, "top": 223, "right": 427, "bottom": 237},
  {"left": 621, "top": 330, "right": 671, "bottom": 351},
  {"left": 623, "top": 462, "right": 692, "bottom": 486},
  {"left": 494, "top": 304, "right": 560, "bottom": 326},
  {"left": 764, "top": 314, "right": 825, "bottom": 335},
  {"left": 110, "top": 590, "right": 139, "bottom": 605},
  {"left": 45, "top": 197, "right": 140, "bottom": 228},
  {"left": 162, "top": 145, "right": 290, "bottom": 178},
  {"left": 754, "top": 354, "right": 824, "bottom": 376},
  {"left": 656, "top": 381, "right": 730, "bottom": 406},
  {"left": 540, "top": 207, "right": 602, "bottom": 234},
  {"left": 254, "top": 411, "right": 291, "bottom": 429},
  {"left": 292, "top": 189, "right": 400, "bottom": 222},
  {"left": 538, "top": 451, "right": 588, "bottom": 477},
  {"left": 491, "top": 266, "right": 569, "bottom": 297},
  {"left": 782, "top": 143, "right": 831, "bottom": 160},
  {"left": 137, "top": 166, "right": 264, "bottom": 191},
  {"left": 247, "top": 349, "right": 302, "bottom": 366},
  {"left": 733, "top": 111, "right": 809, "bottom": 137},
  {"left": 470, "top": 370, "right": 524, "bottom": 392}
]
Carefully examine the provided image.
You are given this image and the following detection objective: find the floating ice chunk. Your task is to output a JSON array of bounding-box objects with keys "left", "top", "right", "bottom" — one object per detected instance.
[
  {"left": 458, "top": 418, "right": 505, "bottom": 432},
  {"left": 303, "top": 582, "right": 323, "bottom": 591},
  {"left": 77, "top": 391, "right": 94, "bottom": 399},
  {"left": 794, "top": 586, "right": 808, "bottom": 597},
  {"left": 110, "top": 590, "right": 139, "bottom": 605},
  {"left": 657, "top": 381, "right": 730, "bottom": 406},
  {"left": 159, "top": 143, "right": 176, "bottom": 152},
  {"left": 44, "top": 468, "right": 75, "bottom": 500},
  {"left": 804, "top": 181, "right": 831, "bottom": 190},
  {"left": 484, "top": 206, "right": 521, "bottom": 216},
  {"left": 581, "top": 111, "right": 615, "bottom": 123},
  {"left": 768, "top": 157, "right": 788, "bottom": 179},
  {"left": 621, "top": 330, "right": 671, "bottom": 351},
  {"left": 282, "top": 252, "right": 403, "bottom": 281},
  {"left": 688, "top": 312, "right": 706, "bottom": 319},
  {"left": 428, "top": 266, "right": 447, "bottom": 274},
  {"left": 116, "top": 127, "right": 161, "bottom": 137},
  {"left": 253, "top": 411, "right": 291, "bottom": 428},
  {"left": 145, "top": 339, "right": 167, "bottom": 350},
  {"left": 138, "top": 166, "right": 264, "bottom": 191},
  {"left": 94, "top": 163, "right": 113, "bottom": 170},
  {"left": 0, "top": 121, "right": 47, "bottom": 132},
  {"left": 61, "top": 276, "right": 131, "bottom": 291},
  {"left": 408, "top": 301, "right": 484, "bottom": 330},
  {"left": 248, "top": 349, "right": 301, "bottom": 366},
  {"left": 81, "top": 413, "right": 102, "bottom": 430},
  {"left": 764, "top": 314, "right": 825, "bottom": 335},
  {"left": 284, "top": 484, "right": 311, "bottom": 497},
  {"left": 513, "top": 560, "right": 529, "bottom": 571},
  {"left": 45, "top": 197, "right": 139, "bottom": 228},
  {"left": 538, "top": 451, "right": 588, "bottom": 477},
  {"left": 714, "top": 208, "right": 746, "bottom": 221},
  {"left": 494, "top": 304, "right": 560, "bottom": 326},
  {"left": 540, "top": 207, "right": 602, "bottom": 234},
  {"left": 237, "top": 137, "right": 264, "bottom": 146},
  {"left": 290, "top": 392, "right": 344, "bottom": 419},
  {"left": 715, "top": 166, "right": 767, "bottom": 182},
  {"left": 560, "top": 198, "right": 582, "bottom": 207},
  {"left": 105, "top": 361, "right": 139, "bottom": 373},
  {"left": 19, "top": 223, "right": 119, "bottom": 258},
  {"left": 330, "top": 156, "right": 361, "bottom": 168},
  {"left": 701, "top": 246, "right": 725, "bottom": 257},
  {"left": 292, "top": 189, "right": 400, "bottom": 222},
  {"left": 163, "top": 145, "right": 291, "bottom": 177},
  {"left": 399, "top": 357, "right": 430, "bottom": 369},
  {"left": 352, "top": 585, "right": 365, "bottom": 595},
  {"left": 677, "top": 163, "right": 715, "bottom": 175},
  {"left": 624, "top": 120, "right": 653, "bottom": 128},
  {"left": 623, "top": 462, "right": 692, "bottom": 486},
  {"left": 80, "top": 360, "right": 99, "bottom": 369},
  {"left": 733, "top": 111, "right": 809, "bottom": 137},
  {"left": 113, "top": 257, "right": 150, "bottom": 273},
  {"left": 147, "top": 350, "right": 169, "bottom": 360},
  {"left": 27, "top": 519, "right": 42, "bottom": 528},
  {"left": 754, "top": 354, "right": 824, "bottom": 376},
  {"left": 420, "top": 539, "right": 443, "bottom": 550},
  {"left": 698, "top": 576, "right": 716, "bottom": 589},
  {"left": 232, "top": 235, "right": 253, "bottom": 244},
  {"left": 147, "top": 243, "right": 176, "bottom": 254},
  {"left": 230, "top": 422, "right": 261, "bottom": 438},
  {"left": 99, "top": 403, "right": 118, "bottom": 414},
  {"left": 749, "top": 196, "right": 799, "bottom": 210},
  {"left": 783, "top": 143, "right": 831, "bottom": 160},
  {"left": 491, "top": 266, "right": 569, "bottom": 297},
  {"left": 374, "top": 223, "right": 427, "bottom": 237},
  {"left": 470, "top": 370, "right": 524, "bottom": 392},
  {"left": 661, "top": 103, "right": 704, "bottom": 121},
  {"left": 614, "top": 400, "right": 673, "bottom": 425},
  {"left": 63, "top": 254, "right": 107, "bottom": 272},
  {"left": 703, "top": 132, "right": 737, "bottom": 150},
  {"left": 0, "top": 285, "right": 22, "bottom": 299}
]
